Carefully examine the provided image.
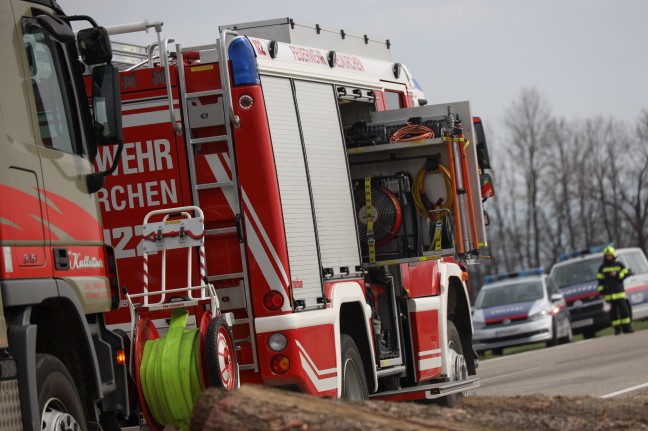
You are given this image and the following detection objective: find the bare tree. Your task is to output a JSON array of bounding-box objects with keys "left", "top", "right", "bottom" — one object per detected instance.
[
  {"left": 542, "top": 118, "right": 580, "bottom": 263},
  {"left": 504, "top": 88, "right": 551, "bottom": 268},
  {"left": 478, "top": 93, "right": 648, "bottom": 280},
  {"left": 617, "top": 109, "right": 648, "bottom": 250}
]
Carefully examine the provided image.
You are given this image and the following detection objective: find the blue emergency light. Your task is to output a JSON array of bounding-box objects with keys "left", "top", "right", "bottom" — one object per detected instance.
[
  {"left": 558, "top": 242, "right": 614, "bottom": 261},
  {"left": 484, "top": 267, "right": 544, "bottom": 284},
  {"left": 228, "top": 36, "right": 259, "bottom": 86}
]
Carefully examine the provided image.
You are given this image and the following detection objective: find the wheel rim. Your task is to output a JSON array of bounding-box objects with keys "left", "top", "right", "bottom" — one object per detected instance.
[
  {"left": 217, "top": 326, "right": 236, "bottom": 390},
  {"left": 41, "top": 398, "right": 81, "bottom": 431},
  {"left": 342, "top": 357, "right": 364, "bottom": 400},
  {"left": 448, "top": 340, "right": 468, "bottom": 396}
]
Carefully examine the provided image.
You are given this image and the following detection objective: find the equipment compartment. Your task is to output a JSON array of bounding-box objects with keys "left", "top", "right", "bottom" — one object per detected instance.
[{"left": 345, "top": 102, "right": 487, "bottom": 265}]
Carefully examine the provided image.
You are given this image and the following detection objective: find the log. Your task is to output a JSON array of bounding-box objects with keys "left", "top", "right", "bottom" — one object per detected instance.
[{"left": 190, "top": 384, "right": 474, "bottom": 431}]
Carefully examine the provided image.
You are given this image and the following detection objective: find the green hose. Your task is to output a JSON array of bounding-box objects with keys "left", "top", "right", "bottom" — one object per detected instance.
[{"left": 140, "top": 308, "right": 202, "bottom": 431}]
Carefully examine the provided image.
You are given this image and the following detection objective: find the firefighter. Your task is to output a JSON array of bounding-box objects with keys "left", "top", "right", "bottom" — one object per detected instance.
[{"left": 596, "top": 246, "right": 634, "bottom": 335}]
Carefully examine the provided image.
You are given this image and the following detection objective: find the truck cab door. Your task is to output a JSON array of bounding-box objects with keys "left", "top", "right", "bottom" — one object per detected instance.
[{"left": 20, "top": 12, "right": 108, "bottom": 309}]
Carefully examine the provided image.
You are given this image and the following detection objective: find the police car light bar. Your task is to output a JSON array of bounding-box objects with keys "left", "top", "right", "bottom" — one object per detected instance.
[
  {"left": 558, "top": 242, "right": 614, "bottom": 261},
  {"left": 484, "top": 267, "right": 544, "bottom": 284}
]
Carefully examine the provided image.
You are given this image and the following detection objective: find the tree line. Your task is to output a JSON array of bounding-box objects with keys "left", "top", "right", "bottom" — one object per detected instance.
[{"left": 472, "top": 88, "right": 648, "bottom": 285}]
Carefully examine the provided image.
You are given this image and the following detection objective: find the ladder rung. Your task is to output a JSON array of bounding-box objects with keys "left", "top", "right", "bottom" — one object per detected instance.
[
  {"left": 234, "top": 318, "right": 250, "bottom": 326},
  {"left": 205, "top": 227, "right": 237, "bottom": 236},
  {"left": 186, "top": 89, "right": 223, "bottom": 99},
  {"left": 238, "top": 364, "right": 256, "bottom": 371},
  {"left": 190, "top": 136, "right": 229, "bottom": 146},
  {"left": 196, "top": 181, "right": 233, "bottom": 191},
  {"left": 208, "top": 273, "right": 244, "bottom": 281}
]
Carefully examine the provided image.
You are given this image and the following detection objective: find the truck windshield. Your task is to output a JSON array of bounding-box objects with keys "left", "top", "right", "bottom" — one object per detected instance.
[
  {"left": 550, "top": 256, "right": 600, "bottom": 288},
  {"left": 475, "top": 281, "right": 544, "bottom": 309}
]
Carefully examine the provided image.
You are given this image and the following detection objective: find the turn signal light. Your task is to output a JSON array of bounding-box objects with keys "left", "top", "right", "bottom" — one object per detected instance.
[
  {"left": 270, "top": 355, "right": 290, "bottom": 374},
  {"left": 115, "top": 349, "right": 126, "bottom": 366}
]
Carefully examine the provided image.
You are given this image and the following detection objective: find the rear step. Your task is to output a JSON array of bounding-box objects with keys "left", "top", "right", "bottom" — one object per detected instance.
[{"left": 370, "top": 377, "right": 480, "bottom": 399}]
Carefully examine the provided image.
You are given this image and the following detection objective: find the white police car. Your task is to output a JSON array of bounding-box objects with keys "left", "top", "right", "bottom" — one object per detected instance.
[
  {"left": 472, "top": 269, "right": 572, "bottom": 355},
  {"left": 550, "top": 245, "right": 648, "bottom": 338}
]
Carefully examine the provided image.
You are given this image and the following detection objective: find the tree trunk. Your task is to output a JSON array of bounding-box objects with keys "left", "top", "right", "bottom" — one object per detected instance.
[{"left": 190, "top": 385, "right": 474, "bottom": 431}]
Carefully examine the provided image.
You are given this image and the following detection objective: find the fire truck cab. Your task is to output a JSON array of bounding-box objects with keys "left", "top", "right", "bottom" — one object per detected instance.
[{"left": 100, "top": 17, "right": 493, "bottom": 406}]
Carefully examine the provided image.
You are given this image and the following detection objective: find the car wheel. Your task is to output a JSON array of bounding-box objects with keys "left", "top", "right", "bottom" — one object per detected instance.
[
  {"left": 559, "top": 323, "right": 573, "bottom": 344},
  {"left": 340, "top": 334, "right": 369, "bottom": 401},
  {"left": 546, "top": 318, "right": 559, "bottom": 347},
  {"left": 583, "top": 329, "right": 597, "bottom": 339},
  {"left": 37, "top": 354, "right": 86, "bottom": 431},
  {"left": 438, "top": 321, "right": 468, "bottom": 408}
]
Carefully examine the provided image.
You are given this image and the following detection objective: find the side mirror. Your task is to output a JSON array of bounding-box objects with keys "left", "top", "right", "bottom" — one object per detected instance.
[
  {"left": 92, "top": 64, "right": 122, "bottom": 145},
  {"left": 77, "top": 26, "right": 112, "bottom": 65},
  {"left": 472, "top": 117, "right": 492, "bottom": 170},
  {"left": 550, "top": 293, "right": 564, "bottom": 302},
  {"left": 86, "top": 65, "right": 123, "bottom": 194}
]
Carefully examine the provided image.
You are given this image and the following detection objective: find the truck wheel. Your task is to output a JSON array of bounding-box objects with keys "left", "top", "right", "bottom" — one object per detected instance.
[
  {"left": 340, "top": 334, "right": 368, "bottom": 401},
  {"left": 439, "top": 320, "right": 468, "bottom": 407},
  {"left": 205, "top": 316, "right": 238, "bottom": 390},
  {"left": 37, "top": 354, "right": 86, "bottom": 431}
]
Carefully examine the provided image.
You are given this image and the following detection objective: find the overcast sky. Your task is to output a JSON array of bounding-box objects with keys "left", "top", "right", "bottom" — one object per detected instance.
[{"left": 61, "top": 0, "right": 647, "bottom": 134}]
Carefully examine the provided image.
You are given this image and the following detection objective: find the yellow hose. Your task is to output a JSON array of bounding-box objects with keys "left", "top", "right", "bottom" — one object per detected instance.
[
  {"left": 140, "top": 308, "right": 202, "bottom": 431},
  {"left": 413, "top": 163, "right": 453, "bottom": 220}
]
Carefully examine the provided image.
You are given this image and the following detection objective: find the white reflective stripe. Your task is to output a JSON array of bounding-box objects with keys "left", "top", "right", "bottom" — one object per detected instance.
[
  {"left": 244, "top": 213, "right": 291, "bottom": 312},
  {"left": 300, "top": 353, "right": 337, "bottom": 392},
  {"left": 408, "top": 296, "right": 442, "bottom": 312},
  {"left": 255, "top": 308, "right": 336, "bottom": 333},
  {"left": 122, "top": 107, "right": 181, "bottom": 127},
  {"left": 203, "top": 151, "right": 290, "bottom": 300},
  {"left": 3, "top": 247, "right": 13, "bottom": 273},
  {"left": 296, "top": 340, "right": 337, "bottom": 393},
  {"left": 204, "top": 153, "right": 236, "bottom": 210},
  {"left": 296, "top": 340, "right": 337, "bottom": 375},
  {"left": 418, "top": 356, "right": 442, "bottom": 371},
  {"left": 122, "top": 99, "right": 170, "bottom": 111},
  {"left": 418, "top": 348, "right": 442, "bottom": 357},
  {"left": 242, "top": 189, "right": 289, "bottom": 287}
]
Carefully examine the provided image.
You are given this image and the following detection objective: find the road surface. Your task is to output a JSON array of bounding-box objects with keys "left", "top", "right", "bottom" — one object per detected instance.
[{"left": 472, "top": 331, "right": 648, "bottom": 398}]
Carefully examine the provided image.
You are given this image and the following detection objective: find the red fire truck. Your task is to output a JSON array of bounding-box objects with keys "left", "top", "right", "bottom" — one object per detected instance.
[{"left": 99, "top": 17, "right": 493, "bottom": 408}]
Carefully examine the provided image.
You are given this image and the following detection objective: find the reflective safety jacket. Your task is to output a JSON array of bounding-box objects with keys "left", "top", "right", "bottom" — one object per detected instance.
[{"left": 597, "top": 258, "right": 629, "bottom": 300}]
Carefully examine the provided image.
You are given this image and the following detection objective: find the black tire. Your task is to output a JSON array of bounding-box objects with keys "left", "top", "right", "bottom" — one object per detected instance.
[
  {"left": 37, "top": 354, "right": 86, "bottom": 431},
  {"left": 583, "top": 329, "right": 597, "bottom": 339},
  {"left": 340, "top": 334, "right": 369, "bottom": 401},
  {"left": 558, "top": 323, "right": 573, "bottom": 345},
  {"left": 205, "top": 316, "right": 238, "bottom": 390},
  {"left": 438, "top": 321, "right": 468, "bottom": 407},
  {"left": 546, "top": 319, "right": 559, "bottom": 347},
  {"left": 492, "top": 347, "right": 503, "bottom": 356}
]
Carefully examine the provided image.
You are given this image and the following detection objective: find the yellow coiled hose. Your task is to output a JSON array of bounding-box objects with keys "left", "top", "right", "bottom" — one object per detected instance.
[
  {"left": 412, "top": 162, "right": 453, "bottom": 220},
  {"left": 140, "top": 308, "right": 202, "bottom": 431}
]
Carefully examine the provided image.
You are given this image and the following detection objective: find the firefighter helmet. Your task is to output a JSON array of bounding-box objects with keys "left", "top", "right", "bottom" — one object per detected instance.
[{"left": 603, "top": 246, "right": 616, "bottom": 257}]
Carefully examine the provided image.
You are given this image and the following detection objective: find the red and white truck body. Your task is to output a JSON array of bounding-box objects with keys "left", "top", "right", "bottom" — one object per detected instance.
[{"left": 99, "top": 17, "right": 491, "bottom": 402}]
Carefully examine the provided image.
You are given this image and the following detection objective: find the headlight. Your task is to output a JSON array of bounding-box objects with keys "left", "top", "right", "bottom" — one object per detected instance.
[{"left": 528, "top": 310, "right": 549, "bottom": 320}]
